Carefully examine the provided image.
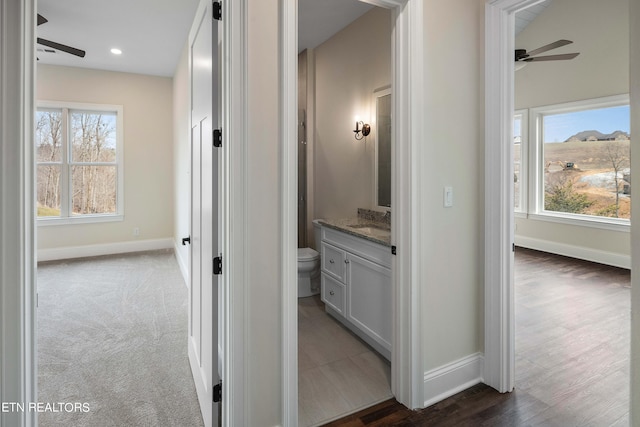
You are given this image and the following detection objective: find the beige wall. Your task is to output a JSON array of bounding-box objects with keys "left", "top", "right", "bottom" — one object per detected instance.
[
  {"left": 173, "top": 43, "right": 190, "bottom": 277},
  {"left": 312, "top": 0, "right": 484, "bottom": 384},
  {"left": 36, "top": 65, "right": 174, "bottom": 250},
  {"left": 630, "top": 0, "right": 640, "bottom": 420},
  {"left": 313, "top": 7, "right": 391, "bottom": 221},
  {"left": 514, "top": 0, "right": 630, "bottom": 265},
  {"left": 246, "top": 0, "right": 282, "bottom": 423},
  {"left": 419, "top": 0, "right": 483, "bottom": 370}
]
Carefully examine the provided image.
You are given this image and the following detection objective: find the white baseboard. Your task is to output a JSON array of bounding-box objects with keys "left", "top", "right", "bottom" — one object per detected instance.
[
  {"left": 515, "top": 235, "right": 630, "bottom": 269},
  {"left": 423, "top": 353, "right": 484, "bottom": 408},
  {"left": 37, "top": 238, "right": 174, "bottom": 262},
  {"left": 174, "top": 241, "right": 189, "bottom": 287}
]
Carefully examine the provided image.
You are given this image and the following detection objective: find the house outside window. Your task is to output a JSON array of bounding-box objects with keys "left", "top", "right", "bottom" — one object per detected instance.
[
  {"left": 35, "top": 102, "right": 124, "bottom": 224},
  {"left": 523, "top": 94, "right": 630, "bottom": 227}
]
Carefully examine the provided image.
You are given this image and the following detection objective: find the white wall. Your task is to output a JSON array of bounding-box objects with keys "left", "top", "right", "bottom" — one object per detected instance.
[
  {"left": 173, "top": 43, "right": 190, "bottom": 280},
  {"left": 36, "top": 65, "right": 174, "bottom": 256},
  {"left": 313, "top": 8, "right": 391, "bottom": 221},
  {"left": 514, "top": 0, "right": 630, "bottom": 266}
]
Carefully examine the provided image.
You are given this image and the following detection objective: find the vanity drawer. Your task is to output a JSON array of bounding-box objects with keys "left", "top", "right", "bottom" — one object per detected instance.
[
  {"left": 321, "top": 242, "right": 346, "bottom": 282},
  {"left": 321, "top": 273, "right": 346, "bottom": 315}
]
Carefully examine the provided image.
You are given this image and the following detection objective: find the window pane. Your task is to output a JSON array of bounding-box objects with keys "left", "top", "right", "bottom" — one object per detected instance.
[
  {"left": 37, "top": 165, "right": 61, "bottom": 217},
  {"left": 71, "top": 165, "right": 117, "bottom": 215},
  {"left": 70, "top": 111, "right": 117, "bottom": 163},
  {"left": 514, "top": 115, "right": 522, "bottom": 210},
  {"left": 543, "top": 105, "right": 630, "bottom": 219},
  {"left": 35, "top": 110, "right": 63, "bottom": 162}
]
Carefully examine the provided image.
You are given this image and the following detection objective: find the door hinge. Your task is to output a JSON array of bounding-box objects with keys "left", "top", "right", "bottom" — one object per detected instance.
[
  {"left": 213, "top": 381, "right": 222, "bottom": 402},
  {"left": 213, "top": 128, "right": 222, "bottom": 148},
  {"left": 213, "top": 1, "right": 222, "bottom": 21},
  {"left": 213, "top": 255, "right": 223, "bottom": 275},
  {"left": 391, "top": 245, "right": 397, "bottom": 255},
  {"left": 512, "top": 243, "right": 515, "bottom": 252}
]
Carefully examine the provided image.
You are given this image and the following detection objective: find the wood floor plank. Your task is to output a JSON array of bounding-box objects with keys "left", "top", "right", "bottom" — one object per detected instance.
[{"left": 326, "top": 248, "right": 630, "bottom": 426}]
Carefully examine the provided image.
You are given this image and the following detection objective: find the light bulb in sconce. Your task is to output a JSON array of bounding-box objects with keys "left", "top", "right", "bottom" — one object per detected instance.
[{"left": 353, "top": 116, "right": 371, "bottom": 141}]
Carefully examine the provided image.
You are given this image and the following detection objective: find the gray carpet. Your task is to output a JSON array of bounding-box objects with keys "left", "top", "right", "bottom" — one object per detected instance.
[{"left": 37, "top": 250, "right": 204, "bottom": 427}]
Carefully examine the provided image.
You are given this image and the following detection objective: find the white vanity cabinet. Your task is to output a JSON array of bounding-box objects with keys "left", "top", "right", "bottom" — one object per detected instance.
[{"left": 320, "top": 226, "right": 392, "bottom": 360}]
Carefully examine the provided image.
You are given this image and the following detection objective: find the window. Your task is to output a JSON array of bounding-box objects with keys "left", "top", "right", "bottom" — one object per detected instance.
[
  {"left": 35, "top": 102, "right": 123, "bottom": 224},
  {"left": 525, "top": 95, "right": 630, "bottom": 226}
]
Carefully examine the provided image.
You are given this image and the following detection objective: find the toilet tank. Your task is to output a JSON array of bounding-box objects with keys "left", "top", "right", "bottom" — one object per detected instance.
[{"left": 312, "top": 219, "right": 323, "bottom": 251}]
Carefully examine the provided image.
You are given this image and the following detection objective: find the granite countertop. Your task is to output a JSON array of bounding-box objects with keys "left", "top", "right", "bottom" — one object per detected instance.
[{"left": 318, "top": 218, "right": 391, "bottom": 247}]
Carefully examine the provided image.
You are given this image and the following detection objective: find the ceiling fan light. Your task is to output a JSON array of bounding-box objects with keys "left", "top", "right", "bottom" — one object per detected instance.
[{"left": 110, "top": 48, "right": 122, "bottom": 55}]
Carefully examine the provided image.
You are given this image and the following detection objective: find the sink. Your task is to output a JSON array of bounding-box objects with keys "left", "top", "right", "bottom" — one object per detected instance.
[{"left": 346, "top": 224, "right": 390, "bottom": 235}]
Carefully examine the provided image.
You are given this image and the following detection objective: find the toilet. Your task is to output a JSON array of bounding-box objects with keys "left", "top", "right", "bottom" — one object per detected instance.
[{"left": 297, "top": 220, "right": 323, "bottom": 298}]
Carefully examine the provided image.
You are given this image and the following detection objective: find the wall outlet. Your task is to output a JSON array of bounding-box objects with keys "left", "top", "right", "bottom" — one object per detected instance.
[{"left": 133, "top": 227, "right": 140, "bottom": 237}]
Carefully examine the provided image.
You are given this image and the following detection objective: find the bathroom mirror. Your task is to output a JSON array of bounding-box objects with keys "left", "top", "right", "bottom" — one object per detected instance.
[{"left": 375, "top": 87, "right": 392, "bottom": 209}]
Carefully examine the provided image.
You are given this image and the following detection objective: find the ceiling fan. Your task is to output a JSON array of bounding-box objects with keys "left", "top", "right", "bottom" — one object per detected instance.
[
  {"left": 515, "top": 39, "right": 579, "bottom": 70},
  {"left": 37, "top": 14, "right": 86, "bottom": 58}
]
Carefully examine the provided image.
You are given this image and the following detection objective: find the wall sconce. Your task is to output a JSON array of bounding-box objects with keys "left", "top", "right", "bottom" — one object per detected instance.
[{"left": 353, "top": 120, "right": 371, "bottom": 140}]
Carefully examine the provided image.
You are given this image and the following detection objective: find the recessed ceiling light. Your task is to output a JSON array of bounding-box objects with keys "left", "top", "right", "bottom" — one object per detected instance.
[{"left": 110, "top": 48, "right": 122, "bottom": 55}]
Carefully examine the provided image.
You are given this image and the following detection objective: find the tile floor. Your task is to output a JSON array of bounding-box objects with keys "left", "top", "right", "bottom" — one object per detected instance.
[{"left": 298, "top": 295, "right": 392, "bottom": 427}]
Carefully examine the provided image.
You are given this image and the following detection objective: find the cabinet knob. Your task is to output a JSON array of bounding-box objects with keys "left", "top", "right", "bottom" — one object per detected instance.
[
  {"left": 345, "top": 259, "right": 350, "bottom": 264},
  {"left": 329, "top": 259, "right": 335, "bottom": 264},
  {"left": 329, "top": 290, "right": 335, "bottom": 296}
]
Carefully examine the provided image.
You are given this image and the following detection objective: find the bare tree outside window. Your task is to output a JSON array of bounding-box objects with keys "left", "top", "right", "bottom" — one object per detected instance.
[
  {"left": 70, "top": 112, "right": 117, "bottom": 215},
  {"left": 35, "top": 110, "right": 63, "bottom": 216},
  {"left": 541, "top": 102, "right": 630, "bottom": 220},
  {"left": 35, "top": 106, "right": 120, "bottom": 219},
  {"left": 602, "top": 140, "right": 630, "bottom": 218}
]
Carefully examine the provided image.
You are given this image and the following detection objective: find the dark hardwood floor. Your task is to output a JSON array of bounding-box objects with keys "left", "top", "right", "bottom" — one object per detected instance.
[{"left": 326, "top": 248, "right": 630, "bottom": 426}]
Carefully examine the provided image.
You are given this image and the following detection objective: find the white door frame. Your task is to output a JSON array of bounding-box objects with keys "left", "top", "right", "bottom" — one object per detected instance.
[
  {"left": 0, "top": 0, "right": 37, "bottom": 426},
  {"left": 281, "top": 0, "right": 425, "bottom": 423},
  {"left": 484, "top": 0, "right": 550, "bottom": 394}
]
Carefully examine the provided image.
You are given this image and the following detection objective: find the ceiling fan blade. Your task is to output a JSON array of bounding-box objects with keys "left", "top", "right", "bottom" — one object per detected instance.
[
  {"left": 37, "top": 14, "right": 48, "bottom": 26},
  {"left": 525, "top": 52, "right": 580, "bottom": 62},
  {"left": 526, "top": 39, "right": 573, "bottom": 57},
  {"left": 37, "top": 37, "right": 86, "bottom": 58}
]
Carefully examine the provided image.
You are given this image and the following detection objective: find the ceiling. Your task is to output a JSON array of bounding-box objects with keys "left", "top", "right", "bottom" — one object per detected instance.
[
  {"left": 298, "top": 0, "right": 373, "bottom": 53},
  {"left": 37, "top": 0, "right": 373, "bottom": 77},
  {"left": 37, "top": 0, "right": 200, "bottom": 77},
  {"left": 515, "top": 0, "right": 553, "bottom": 35}
]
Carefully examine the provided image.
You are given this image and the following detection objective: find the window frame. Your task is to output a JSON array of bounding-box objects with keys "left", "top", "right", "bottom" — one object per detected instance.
[
  {"left": 514, "top": 109, "right": 528, "bottom": 216},
  {"left": 525, "top": 94, "right": 630, "bottom": 231},
  {"left": 36, "top": 101, "right": 124, "bottom": 226}
]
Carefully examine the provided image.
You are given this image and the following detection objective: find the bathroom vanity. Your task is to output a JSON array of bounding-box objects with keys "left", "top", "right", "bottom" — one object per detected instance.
[{"left": 318, "top": 220, "right": 392, "bottom": 360}]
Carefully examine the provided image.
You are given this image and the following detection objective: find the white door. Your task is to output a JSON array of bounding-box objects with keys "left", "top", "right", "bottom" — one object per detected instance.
[{"left": 189, "top": 1, "right": 221, "bottom": 426}]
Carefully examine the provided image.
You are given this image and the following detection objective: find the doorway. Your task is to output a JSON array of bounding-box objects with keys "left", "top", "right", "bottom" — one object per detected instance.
[
  {"left": 283, "top": 0, "right": 426, "bottom": 424},
  {"left": 484, "top": 0, "right": 635, "bottom": 405},
  {"left": 296, "top": 5, "right": 393, "bottom": 424}
]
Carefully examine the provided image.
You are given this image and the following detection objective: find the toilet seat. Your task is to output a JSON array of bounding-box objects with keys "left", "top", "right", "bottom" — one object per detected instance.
[{"left": 298, "top": 247, "right": 319, "bottom": 261}]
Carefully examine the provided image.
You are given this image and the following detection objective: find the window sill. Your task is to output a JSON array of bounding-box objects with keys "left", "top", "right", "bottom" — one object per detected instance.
[
  {"left": 524, "top": 212, "right": 630, "bottom": 232},
  {"left": 37, "top": 214, "right": 124, "bottom": 226}
]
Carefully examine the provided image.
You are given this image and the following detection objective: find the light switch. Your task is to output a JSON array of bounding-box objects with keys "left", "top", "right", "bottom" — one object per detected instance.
[{"left": 444, "top": 186, "right": 453, "bottom": 207}]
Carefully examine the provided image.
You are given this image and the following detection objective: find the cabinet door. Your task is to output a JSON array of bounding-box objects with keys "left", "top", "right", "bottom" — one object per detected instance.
[{"left": 346, "top": 253, "right": 392, "bottom": 350}]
